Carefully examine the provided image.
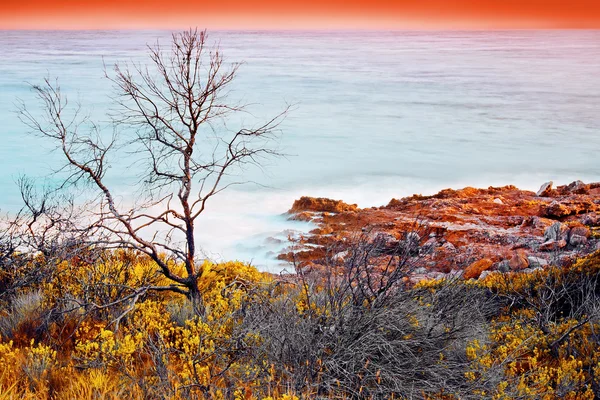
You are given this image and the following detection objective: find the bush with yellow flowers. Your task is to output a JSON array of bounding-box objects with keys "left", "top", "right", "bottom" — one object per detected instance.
[
  {"left": 463, "top": 251, "right": 600, "bottom": 399},
  {"left": 2, "top": 244, "right": 600, "bottom": 399},
  {"left": 0, "top": 251, "right": 304, "bottom": 399}
]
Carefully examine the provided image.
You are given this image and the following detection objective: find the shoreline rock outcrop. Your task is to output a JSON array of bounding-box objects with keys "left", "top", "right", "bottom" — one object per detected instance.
[{"left": 280, "top": 181, "right": 600, "bottom": 283}]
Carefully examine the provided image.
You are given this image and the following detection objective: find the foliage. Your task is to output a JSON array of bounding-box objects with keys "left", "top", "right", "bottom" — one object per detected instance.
[
  {"left": 465, "top": 252, "right": 600, "bottom": 399},
  {"left": 1, "top": 245, "right": 600, "bottom": 398}
]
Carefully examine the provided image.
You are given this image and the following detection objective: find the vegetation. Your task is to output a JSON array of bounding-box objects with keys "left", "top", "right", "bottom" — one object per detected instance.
[{"left": 2, "top": 223, "right": 600, "bottom": 398}]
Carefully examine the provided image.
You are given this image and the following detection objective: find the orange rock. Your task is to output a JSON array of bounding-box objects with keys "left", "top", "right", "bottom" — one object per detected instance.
[
  {"left": 509, "top": 251, "right": 529, "bottom": 271},
  {"left": 539, "top": 239, "right": 568, "bottom": 252},
  {"left": 284, "top": 181, "right": 600, "bottom": 275},
  {"left": 543, "top": 201, "right": 571, "bottom": 218},
  {"left": 536, "top": 181, "right": 553, "bottom": 197},
  {"left": 289, "top": 196, "right": 358, "bottom": 214},
  {"left": 543, "top": 199, "right": 598, "bottom": 219},
  {"left": 463, "top": 258, "right": 494, "bottom": 279},
  {"left": 287, "top": 211, "right": 313, "bottom": 222},
  {"left": 570, "top": 226, "right": 591, "bottom": 238}
]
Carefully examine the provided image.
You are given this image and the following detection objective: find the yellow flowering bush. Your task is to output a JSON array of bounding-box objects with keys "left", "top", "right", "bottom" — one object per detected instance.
[
  {"left": 2, "top": 247, "right": 600, "bottom": 398},
  {"left": 463, "top": 251, "right": 600, "bottom": 399}
]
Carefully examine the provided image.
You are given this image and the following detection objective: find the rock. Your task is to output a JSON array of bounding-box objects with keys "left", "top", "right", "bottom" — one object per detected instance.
[
  {"left": 544, "top": 222, "right": 569, "bottom": 241},
  {"left": 496, "top": 260, "right": 511, "bottom": 273},
  {"left": 570, "top": 226, "right": 591, "bottom": 238},
  {"left": 442, "top": 242, "right": 456, "bottom": 252},
  {"left": 543, "top": 199, "right": 598, "bottom": 219},
  {"left": 406, "top": 231, "right": 421, "bottom": 244},
  {"left": 543, "top": 201, "right": 571, "bottom": 218},
  {"left": 509, "top": 251, "right": 529, "bottom": 271},
  {"left": 539, "top": 239, "right": 568, "bottom": 252},
  {"left": 537, "top": 181, "right": 553, "bottom": 197},
  {"left": 448, "top": 269, "right": 464, "bottom": 278},
  {"left": 413, "top": 267, "right": 428, "bottom": 275},
  {"left": 566, "top": 180, "right": 589, "bottom": 194},
  {"left": 568, "top": 226, "right": 590, "bottom": 245},
  {"left": 333, "top": 251, "right": 349, "bottom": 262},
  {"left": 287, "top": 211, "right": 314, "bottom": 222},
  {"left": 569, "top": 234, "right": 588, "bottom": 247},
  {"left": 264, "top": 237, "right": 284, "bottom": 245},
  {"left": 310, "top": 226, "right": 333, "bottom": 235},
  {"left": 508, "top": 216, "right": 524, "bottom": 226},
  {"left": 289, "top": 197, "right": 358, "bottom": 214},
  {"left": 371, "top": 232, "right": 398, "bottom": 248},
  {"left": 522, "top": 216, "right": 554, "bottom": 230},
  {"left": 479, "top": 270, "right": 496, "bottom": 280},
  {"left": 582, "top": 213, "right": 599, "bottom": 226},
  {"left": 463, "top": 258, "right": 494, "bottom": 280},
  {"left": 284, "top": 181, "right": 600, "bottom": 273},
  {"left": 427, "top": 272, "right": 447, "bottom": 280},
  {"left": 527, "top": 256, "right": 549, "bottom": 268},
  {"left": 522, "top": 267, "right": 544, "bottom": 274},
  {"left": 422, "top": 238, "right": 437, "bottom": 253},
  {"left": 424, "top": 237, "right": 437, "bottom": 247}
]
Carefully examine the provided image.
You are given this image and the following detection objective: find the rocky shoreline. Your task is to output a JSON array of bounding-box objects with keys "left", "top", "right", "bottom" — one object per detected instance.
[{"left": 280, "top": 180, "right": 600, "bottom": 282}]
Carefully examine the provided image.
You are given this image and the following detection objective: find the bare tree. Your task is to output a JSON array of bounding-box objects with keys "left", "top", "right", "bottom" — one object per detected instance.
[{"left": 17, "top": 29, "right": 287, "bottom": 309}]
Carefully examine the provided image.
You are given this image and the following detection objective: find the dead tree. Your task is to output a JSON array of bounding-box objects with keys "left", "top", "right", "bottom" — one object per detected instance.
[{"left": 17, "top": 29, "right": 287, "bottom": 309}]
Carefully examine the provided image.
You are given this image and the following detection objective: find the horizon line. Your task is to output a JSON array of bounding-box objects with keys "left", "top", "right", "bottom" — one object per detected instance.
[{"left": 2, "top": 27, "right": 600, "bottom": 32}]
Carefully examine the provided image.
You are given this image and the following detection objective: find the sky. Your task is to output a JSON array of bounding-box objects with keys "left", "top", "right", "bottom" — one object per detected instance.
[{"left": 1, "top": 0, "right": 600, "bottom": 30}]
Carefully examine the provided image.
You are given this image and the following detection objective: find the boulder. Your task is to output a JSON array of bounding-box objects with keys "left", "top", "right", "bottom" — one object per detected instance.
[
  {"left": 463, "top": 258, "right": 494, "bottom": 280},
  {"left": 371, "top": 232, "right": 398, "bottom": 248},
  {"left": 544, "top": 199, "right": 598, "bottom": 219},
  {"left": 544, "top": 222, "right": 569, "bottom": 241},
  {"left": 569, "top": 235, "right": 588, "bottom": 247},
  {"left": 509, "top": 251, "right": 529, "bottom": 271},
  {"left": 448, "top": 269, "right": 464, "bottom": 279},
  {"left": 427, "top": 271, "right": 447, "bottom": 281},
  {"left": 527, "top": 256, "right": 549, "bottom": 268},
  {"left": 537, "top": 181, "right": 553, "bottom": 197},
  {"left": 442, "top": 242, "right": 456, "bottom": 252},
  {"left": 570, "top": 226, "right": 591, "bottom": 238},
  {"left": 539, "top": 239, "right": 568, "bottom": 252},
  {"left": 543, "top": 201, "right": 571, "bottom": 218},
  {"left": 422, "top": 238, "right": 438, "bottom": 254},
  {"left": 496, "top": 260, "right": 511, "bottom": 273},
  {"left": 567, "top": 226, "right": 590, "bottom": 247},
  {"left": 424, "top": 237, "right": 437, "bottom": 247},
  {"left": 521, "top": 216, "right": 554, "bottom": 231},
  {"left": 287, "top": 211, "right": 313, "bottom": 222},
  {"left": 413, "top": 267, "right": 428, "bottom": 275},
  {"left": 289, "top": 197, "right": 358, "bottom": 213},
  {"left": 493, "top": 198, "right": 504, "bottom": 205},
  {"left": 566, "top": 180, "right": 589, "bottom": 194},
  {"left": 406, "top": 231, "right": 421, "bottom": 244},
  {"left": 581, "top": 213, "right": 599, "bottom": 226}
]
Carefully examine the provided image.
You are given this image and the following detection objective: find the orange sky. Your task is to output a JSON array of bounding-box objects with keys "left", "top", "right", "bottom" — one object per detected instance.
[{"left": 1, "top": 0, "right": 600, "bottom": 30}]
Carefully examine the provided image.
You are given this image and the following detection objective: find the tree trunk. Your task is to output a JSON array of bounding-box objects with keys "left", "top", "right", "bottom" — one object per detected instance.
[{"left": 188, "top": 278, "right": 205, "bottom": 316}]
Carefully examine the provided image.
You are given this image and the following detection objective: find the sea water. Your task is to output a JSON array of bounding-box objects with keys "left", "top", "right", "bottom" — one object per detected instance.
[{"left": 1, "top": 30, "right": 599, "bottom": 271}]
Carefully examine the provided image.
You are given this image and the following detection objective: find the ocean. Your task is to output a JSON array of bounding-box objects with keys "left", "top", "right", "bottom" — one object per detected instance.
[{"left": 1, "top": 30, "right": 599, "bottom": 271}]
